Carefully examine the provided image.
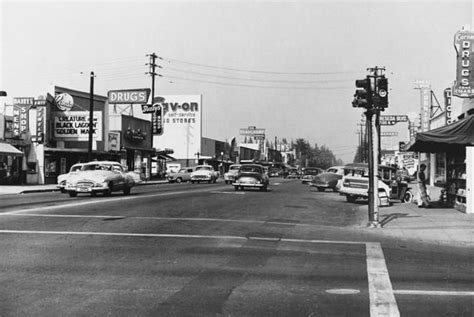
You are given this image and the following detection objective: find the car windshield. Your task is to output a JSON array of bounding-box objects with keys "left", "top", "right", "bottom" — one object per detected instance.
[
  {"left": 240, "top": 166, "right": 262, "bottom": 173},
  {"left": 304, "top": 169, "right": 320, "bottom": 175},
  {"left": 70, "top": 165, "right": 82, "bottom": 172},
  {"left": 196, "top": 166, "right": 211, "bottom": 171},
  {"left": 229, "top": 166, "right": 240, "bottom": 171},
  {"left": 178, "top": 169, "right": 186, "bottom": 173},
  {"left": 83, "top": 164, "right": 112, "bottom": 171},
  {"left": 327, "top": 168, "right": 338, "bottom": 173},
  {"left": 344, "top": 168, "right": 368, "bottom": 177}
]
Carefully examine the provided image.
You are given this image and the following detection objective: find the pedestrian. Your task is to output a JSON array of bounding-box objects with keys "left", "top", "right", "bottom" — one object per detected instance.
[{"left": 417, "top": 163, "right": 431, "bottom": 208}]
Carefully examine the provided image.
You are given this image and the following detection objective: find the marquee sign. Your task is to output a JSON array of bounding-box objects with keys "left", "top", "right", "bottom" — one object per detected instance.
[{"left": 54, "top": 111, "right": 103, "bottom": 141}]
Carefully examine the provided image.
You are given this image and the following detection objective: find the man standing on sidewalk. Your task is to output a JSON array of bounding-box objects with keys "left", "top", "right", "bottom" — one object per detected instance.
[{"left": 417, "top": 163, "right": 431, "bottom": 208}]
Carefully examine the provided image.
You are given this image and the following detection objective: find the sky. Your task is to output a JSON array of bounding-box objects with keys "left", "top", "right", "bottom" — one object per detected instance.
[{"left": 0, "top": 0, "right": 471, "bottom": 164}]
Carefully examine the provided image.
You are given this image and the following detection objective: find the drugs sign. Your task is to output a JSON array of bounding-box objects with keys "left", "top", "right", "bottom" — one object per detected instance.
[{"left": 108, "top": 89, "right": 150, "bottom": 104}]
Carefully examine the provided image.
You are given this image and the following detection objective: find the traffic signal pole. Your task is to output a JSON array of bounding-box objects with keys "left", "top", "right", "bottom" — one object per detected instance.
[{"left": 353, "top": 66, "right": 387, "bottom": 228}]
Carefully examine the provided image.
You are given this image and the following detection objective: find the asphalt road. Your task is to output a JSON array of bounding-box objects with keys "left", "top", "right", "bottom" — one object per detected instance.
[{"left": 0, "top": 179, "right": 472, "bottom": 316}]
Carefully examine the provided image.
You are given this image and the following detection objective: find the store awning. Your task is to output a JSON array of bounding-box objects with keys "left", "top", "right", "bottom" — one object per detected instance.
[
  {"left": 408, "top": 115, "right": 474, "bottom": 153},
  {"left": 0, "top": 142, "right": 23, "bottom": 156},
  {"left": 152, "top": 154, "right": 176, "bottom": 162}
]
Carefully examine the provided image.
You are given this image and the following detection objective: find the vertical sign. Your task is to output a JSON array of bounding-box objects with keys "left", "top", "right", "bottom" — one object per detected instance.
[
  {"left": 419, "top": 86, "right": 431, "bottom": 132},
  {"left": 453, "top": 30, "right": 474, "bottom": 97},
  {"left": 12, "top": 97, "right": 33, "bottom": 137},
  {"left": 444, "top": 87, "right": 455, "bottom": 125},
  {"left": 36, "top": 106, "right": 46, "bottom": 142},
  {"left": 152, "top": 104, "right": 163, "bottom": 135}
]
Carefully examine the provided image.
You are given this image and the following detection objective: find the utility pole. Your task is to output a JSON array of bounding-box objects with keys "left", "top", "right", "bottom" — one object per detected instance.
[
  {"left": 146, "top": 52, "right": 161, "bottom": 178},
  {"left": 88, "top": 71, "right": 95, "bottom": 162}
]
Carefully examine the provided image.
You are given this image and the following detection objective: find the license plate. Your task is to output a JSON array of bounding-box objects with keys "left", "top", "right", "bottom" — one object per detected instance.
[{"left": 78, "top": 187, "right": 90, "bottom": 192}]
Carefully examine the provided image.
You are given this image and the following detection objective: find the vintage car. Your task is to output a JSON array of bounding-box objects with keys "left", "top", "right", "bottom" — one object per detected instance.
[
  {"left": 224, "top": 164, "right": 241, "bottom": 184},
  {"left": 65, "top": 161, "right": 135, "bottom": 197},
  {"left": 309, "top": 166, "right": 345, "bottom": 192},
  {"left": 57, "top": 163, "right": 85, "bottom": 193},
  {"left": 233, "top": 164, "right": 269, "bottom": 191},
  {"left": 338, "top": 163, "right": 392, "bottom": 205},
  {"left": 190, "top": 165, "right": 218, "bottom": 183},
  {"left": 286, "top": 168, "right": 301, "bottom": 179},
  {"left": 168, "top": 167, "right": 194, "bottom": 183},
  {"left": 301, "top": 167, "right": 323, "bottom": 184}
]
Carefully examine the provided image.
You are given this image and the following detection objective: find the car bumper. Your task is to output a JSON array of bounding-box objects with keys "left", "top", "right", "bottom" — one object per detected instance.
[
  {"left": 191, "top": 176, "right": 212, "bottom": 181},
  {"left": 338, "top": 187, "right": 368, "bottom": 197}
]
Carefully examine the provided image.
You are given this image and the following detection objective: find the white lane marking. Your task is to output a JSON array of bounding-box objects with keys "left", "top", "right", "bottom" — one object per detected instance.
[
  {"left": 394, "top": 290, "right": 474, "bottom": 296},
  {"left": 210, "top": 191, "right": 245, "bottom": 195},
  {"left": 366, "top": 242, "right": 400, "bottom": 317},
  {"left": 1, "top": 187, "right": 223, "bottom": 215},
  {"left": 326, "top": 289, "right": 360, "bottom": 295}
]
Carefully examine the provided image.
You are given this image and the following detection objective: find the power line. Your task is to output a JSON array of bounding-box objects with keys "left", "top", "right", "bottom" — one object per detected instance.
[
  {"left": 161, "top": 55, "right": 360, "bottom": 76},
  {"left": 163, "top": 65, "right": 353, "bottom": 84},
  {"left": 161, "top": 74, "right": 353, "bottom": 90}
]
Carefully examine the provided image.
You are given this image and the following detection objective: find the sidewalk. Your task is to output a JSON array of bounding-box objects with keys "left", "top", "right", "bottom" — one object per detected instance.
[{"left": 0, "top": 179, "right": 169, "bottom": 195}]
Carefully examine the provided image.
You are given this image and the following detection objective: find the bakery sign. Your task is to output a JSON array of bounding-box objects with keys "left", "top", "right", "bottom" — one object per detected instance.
[
  {"left": 54, "top": 111, "right": 103, "bottom": 141},
  {"left": 453, "top": 30, "right": 474, "bottom": 97}
]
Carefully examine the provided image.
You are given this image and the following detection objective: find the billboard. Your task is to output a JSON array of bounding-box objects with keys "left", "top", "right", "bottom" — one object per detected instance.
[
  {"left": 152, "top": 95, "right": 202, "bottom": 159},
  {"left": 453, "top": 30, "right": 474, "bottom": 97}
]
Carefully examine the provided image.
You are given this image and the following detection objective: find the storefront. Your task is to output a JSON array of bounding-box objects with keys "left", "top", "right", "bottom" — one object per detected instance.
[
  {"left": 111, "top": 115, "right": 154, "bottom": 180},
  {"left": 0, "top": 142, "right": 23, "bottom": 184},
  {"left": 408, "top": 115, "right": 474, "bottom": 213},
  {"left": 40, "top": 86, "right": 118, "bottom": 184}
]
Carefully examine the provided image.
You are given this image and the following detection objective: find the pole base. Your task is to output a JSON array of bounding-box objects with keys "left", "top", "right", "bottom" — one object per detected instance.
[{"left": 367, "top": 221, "right": 382, "bottom": 228}]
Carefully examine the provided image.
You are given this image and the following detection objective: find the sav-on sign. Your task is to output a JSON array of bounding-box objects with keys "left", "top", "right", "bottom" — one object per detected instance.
[{"left": 108, "top": 89, "right": 151, "bottom": 104}]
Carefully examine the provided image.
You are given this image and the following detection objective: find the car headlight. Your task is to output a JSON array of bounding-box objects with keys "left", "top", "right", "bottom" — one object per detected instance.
[{"left": 343, "top": 180, "right": 350, "bottom": 186}]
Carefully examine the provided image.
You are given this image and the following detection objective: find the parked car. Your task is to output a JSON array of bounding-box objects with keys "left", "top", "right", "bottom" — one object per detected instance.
[
  {"left": 57, "top": 163, "right": 85, "bottom": 193},
  {"left": 309, "top": 166, "right": 345, "bottom": 192},
  {"left": 224, "top": 164, "right": 241, "bottom": 184},
  {"left": 301, "top": 167, "right": 323, "bottom": 184},
  {"left": 338, "top": 163, "right": 392, "bottom": 205},
  {"left": 168, "top": 167, "right": 194, "bottom": 183},
  {"left": 190, "top": 165, "right": 218, "bottom": 183},
  {"left": 233, "top": 164, "right": 269, "bottom": 191},
  {"left": 65, "top": 161, "right": 135, "bottom": 197}
]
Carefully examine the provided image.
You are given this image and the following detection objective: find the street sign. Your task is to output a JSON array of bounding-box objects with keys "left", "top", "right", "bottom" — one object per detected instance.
[
  {"left": 379, "top": 115, "right": 408, "bottom": 126},
  {"left": 108, "top": 88, "right": 151, "bottom": 104}
]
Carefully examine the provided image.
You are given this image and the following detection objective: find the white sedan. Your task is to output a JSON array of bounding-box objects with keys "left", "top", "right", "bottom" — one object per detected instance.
[{"left": 65, "top": 161, "right": 135, "bottom": 197}]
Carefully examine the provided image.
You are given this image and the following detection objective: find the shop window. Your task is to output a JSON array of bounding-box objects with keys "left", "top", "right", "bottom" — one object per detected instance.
[{"left": 434, "top": 152, "right": 446, "bottom": 186}]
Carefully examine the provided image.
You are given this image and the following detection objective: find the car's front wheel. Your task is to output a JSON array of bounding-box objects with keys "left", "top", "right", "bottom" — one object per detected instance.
[
  {"left": 317, "top": 187, "right": 325, "bottom": 192},
  {"left": 176, "top": 177, "right": 182, "bottom": 183},
  {"left": 68, "top": 191, "right": 77, "bottom": 198},
  {"left": 123, "top": 185, "right": 131, "bottom": 195}
]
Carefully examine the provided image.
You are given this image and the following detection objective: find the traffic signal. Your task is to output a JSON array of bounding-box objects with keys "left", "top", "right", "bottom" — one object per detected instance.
[
  {"left": 352, "top": 76, "right": 372, "bottom": 108},
  {"left": 375, "top": 76, "right": 388, "bottom": 108}
]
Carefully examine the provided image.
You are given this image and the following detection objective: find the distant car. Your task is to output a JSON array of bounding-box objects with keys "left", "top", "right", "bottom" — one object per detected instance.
[
  {"left": 233, "top": 164, "right": 269, "bottom": 191},
  {"left": 268, "top": 168, "right": 282, "bottom": 177},
  {"left": 224, "top": 164, "right": 241, "bottom": 184},
  {"left": 301, "top": 167, "right": 323, "bottom": 184},
  {"left": 65, "top": 161, "right": 135, "bottom": 197},
  {"left": 338, "top": 163, "right": 391, "bottom": 205},
  {"left": 57, "top": 163, "right": 85, "bottom": 193},
  {"left": 287, "top": 168, "right": 301, "bottom": 179},
  {"left": 168, "top": 167, "right": 194, "bottom": 183},
  {"left": 309, "top": 166, "right": 345, "bottom": 192},
  {"left": 190, "top": 165, "right": 218, "bottom": 183}
]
